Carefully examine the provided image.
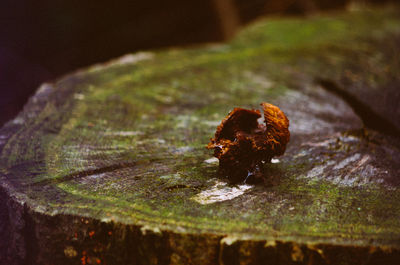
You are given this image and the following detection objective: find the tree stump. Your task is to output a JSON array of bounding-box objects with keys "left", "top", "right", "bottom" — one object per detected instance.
[{"left": 1, "top": 5, "right": 400, "bottom": 265}]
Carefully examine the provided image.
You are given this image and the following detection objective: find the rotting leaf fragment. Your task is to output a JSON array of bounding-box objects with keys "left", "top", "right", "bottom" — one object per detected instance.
[{"left": 207, "top": 103, "right": 290, "bottom": 183}]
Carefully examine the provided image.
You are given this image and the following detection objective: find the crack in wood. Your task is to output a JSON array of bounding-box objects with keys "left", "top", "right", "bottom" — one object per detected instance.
[
  {"left": 164, "top": 184, "right": 190, "bottom": 191},
  {"left": 316, "top": 78, "right": 400, "bottom": 137},
  {"left": 163, "top": 184, "right": 205, "bottom": 192},
  {"left": 33, "top": 162, "right": 136, "bottom": 186}
]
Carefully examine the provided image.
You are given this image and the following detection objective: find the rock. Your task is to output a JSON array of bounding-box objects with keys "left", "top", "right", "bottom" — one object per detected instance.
[{"left": 1, "top": 5, "right": 400, "bottom": 265}]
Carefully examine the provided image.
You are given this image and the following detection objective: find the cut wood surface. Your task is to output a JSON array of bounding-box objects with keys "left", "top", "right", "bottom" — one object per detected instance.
[{"left": 1, "top": 5, "right": 400, "bottom": 265}]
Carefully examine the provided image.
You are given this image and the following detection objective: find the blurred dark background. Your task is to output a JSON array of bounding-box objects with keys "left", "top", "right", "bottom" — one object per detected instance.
[{"left": 0, "top": 0, "right": 394, "bottom": 127}]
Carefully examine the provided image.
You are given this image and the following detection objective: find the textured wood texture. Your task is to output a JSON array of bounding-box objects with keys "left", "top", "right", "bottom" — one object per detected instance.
[{"left": 1, "top": 5, "right": 400, "bottom": 265}]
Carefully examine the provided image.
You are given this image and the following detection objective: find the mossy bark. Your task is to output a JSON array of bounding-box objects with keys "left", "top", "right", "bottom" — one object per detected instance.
[{"left": 1, "top": 5, "right": 400, "bottom": 265}]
